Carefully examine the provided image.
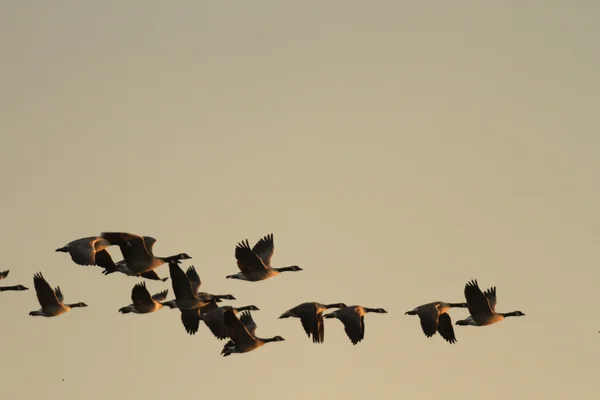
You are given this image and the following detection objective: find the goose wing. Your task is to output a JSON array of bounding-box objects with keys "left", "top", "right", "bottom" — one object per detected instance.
[
  {"left": 200, "top": 302, "right": 219, "bottom": 314},
  {"left": 152, "top": 289, "right": 168, "bottom": 302},
  {"left": 54, "top": 286, "right": 65, "bottom": 303},
  {"left": 168, "top": 262, "right": 196, "bottom": 301},
  {"left": 483, "top": 286, "right": 497, "bottom": 312},
  {"left": 0, "top": 270, "right": 8, "bottom": 280},
  {"left": 131, "top": 282, "right": 153, "bottom": 305},
  {"left": 417, "top": 304, "right": 439, "bottom": 338},
  {"left": 185, "top": 266, "right": 201, "bottom": 293},
  {"left": 337, "top": 307, "right": 364, "bottom": 345},
  {"left": 180, "top": 308, "right": 201, "bottom": 335},
  {"left": 223, "top": 306, "right": 256, "bottom": 346},
  {"left": 94, "top": 249, "right": 116, "bottom": 271},
  {"left": 201, "top": 308, "right": 229, "bottom": 339},
  {"left": 142, "top": 236, "right": 157, "bottom": 255},
  {"left": 234, "top": 240, "right": 268, "bottom": 274},
  {"left": 100, "top": 232, "right": 150, "bottom": 262},
  {"left": 33, "top": 273, "right": 61, "bottom": 308},
  {"left": 464, "top": 280, "right": 494, "bottom": 316},
  {"left": 252, "top": 233, "right": 274, "bottom": 266},
  {"left": 239, "top": 310, "right": 258, "bottom": 337},
  {"left": 139, "top": 270, "right": 168, "bottom": 282},
  {"left": 299, "top": 308, "right": 322, "bottom": 343},
  {"left": 436, "top": 313, "right": 457, "bottom": 344}
]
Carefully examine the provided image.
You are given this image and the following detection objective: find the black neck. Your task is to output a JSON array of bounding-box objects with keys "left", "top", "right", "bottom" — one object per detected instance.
[
  {"left": 448, "top": 302, "right": 468, "bottom": 308},
  {"left": 325, "top": 303, "right": 346, "bottom": 309},
  {"left": 274, "top": 266, "right": 297, "bottom": 272},
  {"left": 263, "top": 337, "right": 279, "bottom": 343},
  {"left": 0, "top": 286, "right": 22, "bottom": 291},
  {"left": 501, "top": 311, "right": 521, "bottom": 317}
]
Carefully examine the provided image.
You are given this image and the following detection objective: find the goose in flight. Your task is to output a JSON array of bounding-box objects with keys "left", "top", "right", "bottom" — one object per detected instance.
[
  {"left": 108, "top": 236, "right": 170, "bottom": 281},
  {"left": 405, "top": 301, "right": 467, "bottom": 344},
  {"left": 29, "top": 272, "right": 87, "bottom": 317},
  {"left": 56, "top": 236, "right": 116, "bottom": 271},
  {"left": 221, "top": 307, "right": 285, "bottom": 357},
  {"left": 226, "top": 234, "right": 302, "bottom": 281},
  {"left": 201, "top": 305, "right": 261, "bottom": 340},
  {"left": 163, "top": 263, "right": 230, "bottom": 335},
  {"left": 279, "top": 302, "right": 347, "bottom": 343},
  {"left": 163, "top": 264, "right": 236, "bottom": 335},
  {"left": 455, "top": 279, "right": 525, "bottom": 327},
  {"left": 100, "top": 232, "right": 191, "bottom": 276},
  {"left": 0, "top": 270, "right": 28, "bottom": 292},
  {"left": 324, "top": 305, "right": 387, "bottom": 345},
  {"left": 118, "top": 282, "right": 169, "bottom": 314}
]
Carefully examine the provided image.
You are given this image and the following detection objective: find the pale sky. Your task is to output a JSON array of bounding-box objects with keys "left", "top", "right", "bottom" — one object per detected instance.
[{"left": 1, "top": 1, "right": 599, "bottom": 399}]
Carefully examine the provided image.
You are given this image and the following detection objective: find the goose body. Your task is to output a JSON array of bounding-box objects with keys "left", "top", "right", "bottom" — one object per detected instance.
[
  {"left": 29, "top": 272, "right": 87, "bottom": 317},
  {"left": 221, "top": 307, "right": 285, "bottom": 356},
  {"left": 455, "top": 280, "right": 525, "bottom": 327},
  {"left": 56, "top": 236, "right": 116, "bottom": 271},
  {"left": 279, "top": 302, "right": 347, "bottom": 343},
  {"left": 226, "top": 234, "right": 302, "bottom": 282},
  {"left": 405, "top": 301, "right": 467, "bottom": 344},
  {"left": 324, "top": 305, "right": 387, "bottom": 345},
  {"left": 0, "top": 270, "right": 28, "bottom": 292},
  {"left": 100, "top": 232, "right": 191, "bottom": 275},
  {"left": 119, "top": 282, "right": 168, "bottom": 314}
]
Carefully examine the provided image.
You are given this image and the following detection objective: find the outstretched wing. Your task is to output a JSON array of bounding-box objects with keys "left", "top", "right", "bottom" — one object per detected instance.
[
  {"left": 152, "top": 289, "right": 168, "bottom": 302},
  {"left": 234, "top": 239, "right": 268, "bottom": 274},
  {"left": 131, "top": 282, "right": 153, "bottom": 305},
  {"left": 100, "top": 232, "right": 150, "bottom": 261},
  {"left": 436, "top": 313, "right": 457, "bottom": 344},
  {"left": 33, "top": 273, "right": 61, "bottom": 308},
  {"left": 185, "top": 266, "right": 201, "bottom": 293},
  {"left": 168, "top": 262, "right": 195, "bottom": 301},
  {"left": 483, "top": 286, "right": 497, "bottom": 312},
  {"left": 239, "top": 310, "right": 258, "bottom": 337},
  {"left": 139, "top": 270, "right": 168, "bottom": 282},
  {"left": 180, "top": 308, "right": 201, "bottom": 335},
  {"left": 252, "top": 233, "right": 274, "bottom": 266},
  {"left": 54, "top": 286, "right": 65, "bottom": 303},
  {"left": 0, "top": 270, "right": 8, "bottom": 280},
  {"left": 222, "top": 307, "right": 255, "bottom": 346},
  {"left": 464, "top": 280, "right": 494, "bottom": 316}
]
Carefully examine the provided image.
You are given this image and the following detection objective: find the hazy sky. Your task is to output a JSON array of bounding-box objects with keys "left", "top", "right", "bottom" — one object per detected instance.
[{"left": 1, "top": 1, "right": 599, "bottom": 399}]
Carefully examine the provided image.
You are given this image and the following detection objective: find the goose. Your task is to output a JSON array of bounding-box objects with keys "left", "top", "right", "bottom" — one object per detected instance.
[
  {"left": 29, "top": 272, "right": 87, "bottom": 317},
  {"left": 162, "top": 265, "right": 236, "bottom": 335},
  {"left": 201, "top": 305, "right": 260, "bottom": 340},
  {"left": 56, "top": 236, "right": 116, "bottom": 271},
  {"left": 405, "top": 301, "right": 467, "bottom": 344},
  {"left": 106, "top": 236, "right": 169, "bottom": 282},
  {"left": 118, "top": 282, "right": 168, "bottom": 314},
  {"left": 279, "top": 302, "right": 347, "bottom": 343},
  {"left": 221, "top": 307, "right": 285, "bottom": 357},
  {"left": 324, "top": 305, "right": 387, "bottom": 345},
  {"left": 162, "top": 263, "right": 225, "bottom": 335},
  {"left": 0, "top": 270, "right": 28, "bottom": 292},
  {"left": 100, "top": 231, "right": 191, "bottom": 276},
  {"left": 455, "top": 279, "right": 525, "bottom": 327},
  {"left": 226, "top": 234, "right": 302, "bottom": 281}
]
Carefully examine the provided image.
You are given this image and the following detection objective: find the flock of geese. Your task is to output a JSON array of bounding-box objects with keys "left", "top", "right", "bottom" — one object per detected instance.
[{"left": 0, "top": 231, "right": 525, "bottom": 355}]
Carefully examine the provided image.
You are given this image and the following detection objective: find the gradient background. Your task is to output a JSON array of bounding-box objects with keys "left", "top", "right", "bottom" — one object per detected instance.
[{"left": 1, "top": 2, "right": 598, "bottom": 399}]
